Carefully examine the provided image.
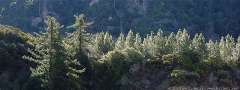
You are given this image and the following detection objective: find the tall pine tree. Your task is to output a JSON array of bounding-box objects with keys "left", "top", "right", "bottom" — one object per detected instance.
[
  {"left": 24, "top": 16, "right": 68, "bottom": 90},
  {"left": 67, "top": 14, "right": 93, "bottom": 89}
]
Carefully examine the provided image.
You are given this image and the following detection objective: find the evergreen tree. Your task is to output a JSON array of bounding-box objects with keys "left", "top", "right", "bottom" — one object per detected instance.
[
  {"left": 165, "top": 32, "right": 176, "bottom": 54},
  {"left": 125, "top": 30, "right": 135, "bottom": 48},
  {"left": 115, "top": 33, "right": 125, "bottom": 50},
  {"left": 175, "top": 29, "right": 190, "bottom": 53},
  {"left": 219, "top": 37, "right": 226, "bottom": 61},
  {"left": 65, "top": 14, "right": 91, "bottom": 66},
  {"left": 67, "top": 14, "right": 92, "bottom": 89},
  {"left": 206, "top": 40, "right": 222, "bottom": 67},
  {"left": 142, "top": 32, "right": 155, "bottom": 58},
  {"left": 134, "top": 33, "right": 142, "bottom": 52},
  {"left": 153, "top": 30, "right": 166, "bottom": 55},
  {"left": 95, "top": 32, "right": 114, "bottom": 54},
  {"left": 95, "top": 32, "right": 105, "bottom": 54},
  {"left": 24, "top": 16, "right": 68, "bottom": 90},
  {"left": 46, "top": 17, "right": 68, "bottom": 90},
  {"left": 143, "top": 31, "right": 166, "bottom": 58},
  {"left": 99, "top": 47, "right": 144, "bottom": 90},
  {"left": 191, "top": 33, "right": 207, "bottom": 60},
  {"left": 219, "top": 35, "right": 235, "bottom": 65},
  {"left": 225, "top": 35, "right": 235, "bottom": 65},
  {"left": 103, "top": 32, "right": 114, "bottom": 52}
]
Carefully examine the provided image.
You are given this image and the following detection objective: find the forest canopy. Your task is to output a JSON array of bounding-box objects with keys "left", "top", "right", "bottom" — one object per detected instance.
[
  {"left": 1, "top": 0, "right": 240, "bottom": 90},
  {"left": 0, "top": 15, "right": 240, "bottom": 90}
]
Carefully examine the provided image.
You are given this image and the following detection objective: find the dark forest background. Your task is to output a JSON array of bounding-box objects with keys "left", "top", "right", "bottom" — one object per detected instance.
[{"left": 1, "top": 0, "right": 240, "bottom": 39}]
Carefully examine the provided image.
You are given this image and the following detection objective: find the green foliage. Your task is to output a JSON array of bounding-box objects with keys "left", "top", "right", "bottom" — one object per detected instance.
[
  {"left": 191, "top": 33, "right": 207, "bottom": 60},
  {"left": 219, "top": 35, "right": 237, "bottom": 66},
  {"left": 125, "top": 30, "right": 135, "bottom": 48},
  {"left": 170, "top": 69, "right": 200, "bottom": 86},
  {"left": 23, "top": 16, "right": 67, "bottom": 90},
  {"left": 104, "top": 48, "right": 144, "bottom": 76},
  {"left": 64, "top": 14, "right": 90, "bottom": 90},
  {"left": 170, "top": 69, "right": 187, "bottom": 84},
  {"left": 0, "top": 25, "right": 33, "bottom": 90},
  {"left": 162, "top": 54, "right": 181, "bottom": 66},
  {"left": 134, "top": 33, "right": 142, "bottom": 51},
  {"left": 96, "top": 47, "right": 144, "bottom": 89},
  {"left": 23, "top": 16, "right": 85, "bottom": 90},
  {"left": 94, "top": 32, "right": 114, "bottom": 54},
  {"left": 206, "top": 40, "right": 222, "bottom": 68},
  {"left": 165, "top": 33, "right": 176, "bottom": 54},
  {"left": 122, "top": 47, "right": 144, "bottom": 63},
  {"left": 104, "top": 50, "right": 127, "bottom": 78},
  {"left": 2, "top": 14, "right": 240, "bottom": 89},
  {"left": 0, "top": 25, "right": 33, "bottom": 44},
  {"left": 142, "top": 32, "right": 158, "bottom": 58},
  {"left": 236, "top": 37, "right": 240, "bottom": 66},
  {"left": 115, "top": 33, "right": 125, "bottom": 50},
  {"left": 175, "top": 29, "right": 191, "bottom": 53}
]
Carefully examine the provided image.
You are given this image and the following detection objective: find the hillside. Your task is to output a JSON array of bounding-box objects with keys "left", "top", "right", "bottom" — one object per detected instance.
[
  {"left": 0, "top": 0, "right": 240, "bottom": 38},
  {"left": 1, "top": 0, "right": 240, "bottom": 90},
  {"left": 0, "top": 16, "right": 240, "bottom": 90},
  {"left": 0, "top": 25, "right": 33, "bottom": 89}
]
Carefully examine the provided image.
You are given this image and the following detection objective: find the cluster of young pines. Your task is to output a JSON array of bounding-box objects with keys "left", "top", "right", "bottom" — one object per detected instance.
[{"left": 23, "top": 15, "right": 240, "bottom": 89}]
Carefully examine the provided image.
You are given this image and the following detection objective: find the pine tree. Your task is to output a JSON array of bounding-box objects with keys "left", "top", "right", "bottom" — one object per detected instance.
[
  {"left": 125, "top": 30, "right": 135, "bottom": 48},
  {"left": 219, "top": 35, "right": 235, "bottom": 65},
  {"left": 70, "top": 14, "right": 90, "bottom": 52},
  {"left": 95, "top": 32, "right": 105, "bottom": 54},
  {"left": 165, "top": 32, "right": 176, "bottom": 54},
  {"left": 67, "top": 14, "right": 92, "bottom": 89},
  {"left": 115, "top": 32, "right": 125, "bottom": 50},
  {"left": 134, "top": 33, "right": 142, "bottom": 51},
  {"left": 153, "top": 30, "right": 166, "bottom": 55},
  {"left": 142, "top": 32, "right": 155, "bottom": 58},
  {"left": 104, "top": 32, "right": 114, "bottom": 53},
  {"left": 219, "top": 37, "right": 226, "bottom": 61},
  {"left": 142, "top": 31, "right": 166, "bottom": 58},
  {"left": 207, "top": 40, "right": 221, "bottom": 66},
  {"left": 24, "top": 16, "right": 68, "bottom": 90},
  {"left": 66, "top": 14, "right": 91, "bottom": 65},
  {"left": 191, "top": 33, "right": 207, "bottom": 60},
  {"left": 95, "top": 32, "right": 114, "bottom": 54},
  {"left": 175, "top": 29, "right": 190, "bottom": 53},
  {"left": 46, "top": 17, "right": 68, "bottom": 90},
  {"left": 225, "top": 35, "right": 235, "bottom": 64}
]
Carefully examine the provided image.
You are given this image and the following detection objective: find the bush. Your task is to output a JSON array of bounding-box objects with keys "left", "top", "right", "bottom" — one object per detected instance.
[
  {"left": 162, "top": 54, "right": 181, "bottom": 66},
  {"left": 170, "top": 69, "right": 200, "bottom": 86}
]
